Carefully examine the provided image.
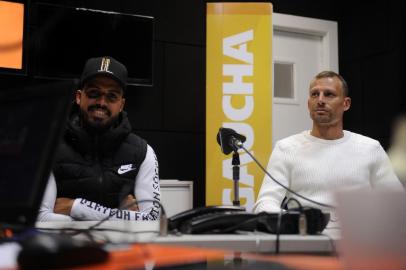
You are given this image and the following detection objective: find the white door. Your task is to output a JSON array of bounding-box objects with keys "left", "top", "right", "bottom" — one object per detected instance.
[{"left": 272, "top": 13, "right": 338, "bottom": 146}]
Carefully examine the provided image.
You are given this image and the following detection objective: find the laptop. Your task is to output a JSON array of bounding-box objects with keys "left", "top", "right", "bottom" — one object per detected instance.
[
  {"left": 0, "top": 80, "right": 75, "bottom": 230},
  {"left": 336, "top": 190, "right": 406, "bottom": 270}
]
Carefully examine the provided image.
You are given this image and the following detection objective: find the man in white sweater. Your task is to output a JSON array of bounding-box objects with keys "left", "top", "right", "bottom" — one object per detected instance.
[{"left": 253, "top": 71, "right": 402, "bottom": 217}]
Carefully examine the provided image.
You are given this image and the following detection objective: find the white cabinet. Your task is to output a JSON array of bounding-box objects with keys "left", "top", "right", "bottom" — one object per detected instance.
[{"left": 160, "top": 180, "right": 193, "bottom": 217}]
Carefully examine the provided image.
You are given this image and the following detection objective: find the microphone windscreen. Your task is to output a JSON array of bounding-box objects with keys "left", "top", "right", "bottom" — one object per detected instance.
[{"left": 217, "top": 127, "right": 246, "bottom": 155}]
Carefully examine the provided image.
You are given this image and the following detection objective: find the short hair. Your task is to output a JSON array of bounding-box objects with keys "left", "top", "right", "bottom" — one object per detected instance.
[{"left": 311, "top": 71, "right": 349, "bottom": 97}]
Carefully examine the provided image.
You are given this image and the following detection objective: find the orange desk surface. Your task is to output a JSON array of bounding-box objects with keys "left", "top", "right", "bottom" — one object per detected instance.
[{"left": 75, "top": 243, "right": 342, "bottom": 270}]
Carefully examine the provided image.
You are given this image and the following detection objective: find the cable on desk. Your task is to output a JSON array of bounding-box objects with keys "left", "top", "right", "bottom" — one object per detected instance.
[{"left": 275, "top": 197, "right": 304, "bottom": 254}]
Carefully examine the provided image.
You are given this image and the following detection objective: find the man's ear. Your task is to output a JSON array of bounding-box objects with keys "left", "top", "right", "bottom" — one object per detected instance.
[
  {"left": 343, "top": 97, "right": 351, "bottom": 112},
  {"left": 75, "top": 90, "right": 82, "bottom": 105},
  {"left": 120, "top": 98, "right": 126, "bottom": 112}
]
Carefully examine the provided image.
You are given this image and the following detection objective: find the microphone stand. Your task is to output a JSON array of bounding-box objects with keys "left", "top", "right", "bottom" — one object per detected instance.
[{"left": 232, "top": 151, "right": 240, "bottom": 206}]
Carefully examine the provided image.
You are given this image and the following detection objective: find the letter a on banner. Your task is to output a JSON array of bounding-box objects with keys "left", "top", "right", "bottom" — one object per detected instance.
[{"left": 206, "top": 3, "right": 273, "bottom": 211}]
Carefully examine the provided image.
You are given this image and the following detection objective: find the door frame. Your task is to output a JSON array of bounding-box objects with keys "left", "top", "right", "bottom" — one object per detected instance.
[{"left": 273, "top": 13, "right": 338, "bottom": 72}]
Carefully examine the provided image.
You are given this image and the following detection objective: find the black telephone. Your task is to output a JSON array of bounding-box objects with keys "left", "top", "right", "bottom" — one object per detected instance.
[
  {"left": 168, "top": 205, "right": 252, "bottom": 234},
  {"left": 167, "top": 206, "right": 330, "bottom": 235}
]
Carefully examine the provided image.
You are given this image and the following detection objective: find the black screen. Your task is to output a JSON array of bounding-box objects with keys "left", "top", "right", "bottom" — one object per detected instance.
[
  {"left": 31, "top": 4, "right": 154, "bottom": 86},
  {"left": 0, "top": 96, "right": 51, "bottom": 205},
  {"left": 0, "top": 81, "right": 74, "bottom": 226}
]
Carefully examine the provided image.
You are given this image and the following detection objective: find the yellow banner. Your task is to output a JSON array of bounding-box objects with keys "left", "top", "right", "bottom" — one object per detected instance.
[{"left": 206, "top": 3, "right": 273, "bottom": 211}]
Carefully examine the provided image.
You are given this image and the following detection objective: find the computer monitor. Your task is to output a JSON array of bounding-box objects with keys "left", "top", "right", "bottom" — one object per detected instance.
[
  {"left": 30, "top": 3, "right": 154, "bottom": 86},
  {"left": 0, "top": 80, "right": 74, "bottom": 228}
]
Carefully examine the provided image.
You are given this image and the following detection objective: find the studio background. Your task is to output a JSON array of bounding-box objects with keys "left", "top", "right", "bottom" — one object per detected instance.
[{"left": 2, "top": 0, "right": 405, "bottom": 207}]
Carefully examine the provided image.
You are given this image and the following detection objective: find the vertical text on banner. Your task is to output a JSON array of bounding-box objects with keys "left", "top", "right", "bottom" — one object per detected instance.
[{"left": 206, "top": 3, "right": 273, "bottom": 211}]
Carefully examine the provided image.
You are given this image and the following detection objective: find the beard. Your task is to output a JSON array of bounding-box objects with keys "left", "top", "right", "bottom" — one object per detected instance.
[
  {"left": 310, "top": 110, "right": 341, "bottom": 127},
  {"left": 312, "top": 114, "right": 332, "bottom": 124},
  {"left": 80, "top": 105, "right": 119, "bottom": 132}
]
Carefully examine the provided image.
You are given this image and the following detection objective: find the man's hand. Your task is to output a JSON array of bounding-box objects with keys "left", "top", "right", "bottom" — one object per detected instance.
[
  {"left": 54, "top": 198, "right": 75, "bottom": 215},
  {"left": 121, "top": 194, "right": 139, "bottom": 211}
]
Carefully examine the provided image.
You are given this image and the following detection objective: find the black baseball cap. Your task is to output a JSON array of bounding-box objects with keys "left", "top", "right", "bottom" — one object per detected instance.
[{"left": 79, "top": 56, "right": 127, "bottom": 91}]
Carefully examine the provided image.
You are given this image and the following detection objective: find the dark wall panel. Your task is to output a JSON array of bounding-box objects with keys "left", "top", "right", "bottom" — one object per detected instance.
[
  {"left": 338, "top": 1, "right": 406, "bottom": 149},
  {"left": 125, "top": 41, "right": 165, "bottom": 131},
  {"left": 153, "top": 0, "right": 205, "bottom": 45},
  {"left": 360, "top": 51, "right": 403, "bottom": 148},
  {"left": 341, "top": 61, "right": 364, "bottom": 134},
  {"left": 271, "top": 0, "right": 338, "bottom": 20},
  {"left": 163, "top": 43, "right": 205, "bottom": 132}
]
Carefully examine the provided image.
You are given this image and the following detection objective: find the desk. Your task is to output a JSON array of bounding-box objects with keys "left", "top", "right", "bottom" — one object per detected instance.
[
  {"left": 36, "top": 221, "right": 339, "bottom": 254},
  {"left": 153, "top": 230, "right": 339, "bottom": 254},
  {"left": 72, "top": 245, "right": 342, "bottom": 270},
  {"left": 8, "top": 220, "right": 406, "bottom": 270}
]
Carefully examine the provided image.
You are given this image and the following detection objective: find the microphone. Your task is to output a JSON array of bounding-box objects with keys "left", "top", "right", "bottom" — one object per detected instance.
[{"left": 216, "top": 127, "right": 246, "bottom": 154}]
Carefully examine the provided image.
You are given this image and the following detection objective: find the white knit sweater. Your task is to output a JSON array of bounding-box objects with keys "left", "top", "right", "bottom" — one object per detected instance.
[{"left": 253, "top": 130, "right": 402, "bottom": 214}]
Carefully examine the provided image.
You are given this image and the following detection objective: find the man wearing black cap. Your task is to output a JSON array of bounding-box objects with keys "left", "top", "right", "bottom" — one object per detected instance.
[{"left": 38, "top": 56, "right": 161, "bottom": 221}]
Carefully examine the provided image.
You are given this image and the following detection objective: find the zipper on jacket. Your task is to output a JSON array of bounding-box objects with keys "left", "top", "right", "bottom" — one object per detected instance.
[{"left": 93, "top": 134, "right": 104, "bottom": 202}]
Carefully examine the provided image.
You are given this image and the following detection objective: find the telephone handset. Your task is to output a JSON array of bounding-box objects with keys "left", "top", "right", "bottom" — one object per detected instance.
[
  {"left": 167, "top": 205, "right": 330, "bottom": 235},
  {"left": 168, "top": 205, "right": 246, "bottom": 234}
]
